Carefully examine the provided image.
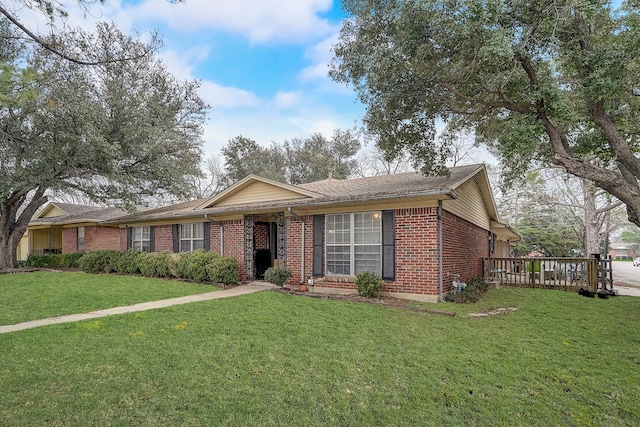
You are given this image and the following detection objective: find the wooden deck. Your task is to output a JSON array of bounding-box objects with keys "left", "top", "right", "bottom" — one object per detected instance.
[{"left": 482, "top": 257, "right": 614, "bottom": 293}]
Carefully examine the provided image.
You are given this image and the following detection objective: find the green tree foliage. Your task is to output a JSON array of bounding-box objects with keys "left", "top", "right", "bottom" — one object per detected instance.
[
  {"left": 331, "top": 0, "right": 640, "bottom": 227},
  {"left": 500, "top": 171, "right": 584, "bottom": 257},
  {"left": 221, "top": 129, "right": 361, "bottom": 185},
  {"left": 0, "top": 1, "right": 170, "bottom": 65},
  {"left": 0, "top": 21, "right": 207, "bottom": 268},
  {"left": 620, "top": 226, "right": 640, "bottom": 252},
  {"left": 221, "top": 136, "right": 288, "bottom": 184}
]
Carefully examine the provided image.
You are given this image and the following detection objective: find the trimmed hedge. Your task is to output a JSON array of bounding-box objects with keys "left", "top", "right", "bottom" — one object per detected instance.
[
  {"left": 26, "top": 253, "right": 84, "bottom": 269},
  {"left": 207, "top": 256, "right": 239, "bottom": 285},
  {"left": 117, "top": 250, "right": 143, "bottom": 275},
  {"left": 174, "top": 249, "right": 219, "bottom": 282},
  {"left": 77, "top": 250, "right": 122, "bottom": 274},
  {"left": 76, "top": 249, "right": 240, "bottom": 286},
  {"left": 138, "top": 252, "right": 176, "bottom": 278}
]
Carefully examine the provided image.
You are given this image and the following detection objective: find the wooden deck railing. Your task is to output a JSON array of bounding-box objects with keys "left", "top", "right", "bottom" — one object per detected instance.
[{"left": 481, "top": 257, "right": 606, "bottom": 292}]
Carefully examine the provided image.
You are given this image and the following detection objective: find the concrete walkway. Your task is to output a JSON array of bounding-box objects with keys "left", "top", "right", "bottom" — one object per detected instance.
[{"left": 0, "top": 283, "right": 274, "bottom": 335}]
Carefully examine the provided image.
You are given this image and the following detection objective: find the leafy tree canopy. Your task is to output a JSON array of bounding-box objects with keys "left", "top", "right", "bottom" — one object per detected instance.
[
  {"left": 221, "top": 129, "right": 361, "bottom": 185},
  {"left": 0, "top": 20, "right": 207, "bottom": 268},
  {"left": 331, "top": 0, "right": 640, "bottom": 226}
]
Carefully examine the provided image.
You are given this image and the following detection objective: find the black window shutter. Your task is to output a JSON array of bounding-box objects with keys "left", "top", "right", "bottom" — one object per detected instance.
[
  {"left": 172, "top": 224, "right": 179, "bottom": 253},
  {"left": 381, "top": 210, "right": 395, "bottom": 281},
  {"left": 203, "top": 222, "right": 210, "bottom": 251},
  {"left": 149, "top": 226, "right": 156, "bottom": 252},
  {"left": 312, "top": 214, "right": 325, "bottom": 277},
  {"left": 126, "top": 227, "right": 132, "bottom": 250}
]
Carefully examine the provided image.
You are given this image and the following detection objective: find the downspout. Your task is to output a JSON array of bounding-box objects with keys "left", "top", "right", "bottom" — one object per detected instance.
[
  {"left": 220, "top": 223, "right": 224, "bottom": 256},
  {"left": 287, "top": 207, "right": 305, "bottom": 284},
  {"left": 438, "top": 200, "right": 443, "bottom": 302}
]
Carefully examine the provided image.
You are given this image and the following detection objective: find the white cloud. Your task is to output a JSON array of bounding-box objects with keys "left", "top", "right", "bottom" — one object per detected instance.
[
  {"left": 300, "top": 32, "right": 339, "bottom": 82},
  {"left": 200, "top": 81, "right": 262, "bottom": 109},
  {"left": 273, "top": 91, "right": 302, "bottom": 108},
  {"left": 159, "top": 47, "right": 211, "bottom": 81},
  {"left": 202, "top": 103, "right": 357, "bottom": 155},
  {"left": 134, "top": 0, "right": 334, "bottom": 43},
  {"left": 299, "top": 29, "right": 357, "bottom": 95}
]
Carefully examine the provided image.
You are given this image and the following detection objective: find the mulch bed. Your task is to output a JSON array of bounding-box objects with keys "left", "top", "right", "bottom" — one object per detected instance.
[{"left": 271, "top": 288, "right": 456, "bottom": 316}]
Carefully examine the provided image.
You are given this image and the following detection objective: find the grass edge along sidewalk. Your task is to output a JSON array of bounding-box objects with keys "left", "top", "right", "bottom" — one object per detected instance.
[{"left": 0, "top": 283, "right": 270, "bottom": 334}]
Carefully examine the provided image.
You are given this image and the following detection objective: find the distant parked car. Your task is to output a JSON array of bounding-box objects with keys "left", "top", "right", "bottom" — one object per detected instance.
[{"left": 633, "top": 257, "right": 640, "bottom": 267}]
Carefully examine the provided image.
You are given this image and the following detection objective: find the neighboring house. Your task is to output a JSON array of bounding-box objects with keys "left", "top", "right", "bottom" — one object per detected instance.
[
  {"left": 608, "top": 242, "right": 637, "bottom": 260},
  {"left": 18, "top": 202, "right": 127, "bottom": 260},
  {"left": 105, "top": 164, "right": 519, "bottom": 301}
]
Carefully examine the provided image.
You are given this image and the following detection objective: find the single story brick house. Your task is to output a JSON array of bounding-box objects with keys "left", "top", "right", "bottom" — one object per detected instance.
[
  {"left": 18, "top": 202, "right": 126, "bottom": 260},
  {"left": 104, "top": 164, "right": 519, "bottom": 302}
]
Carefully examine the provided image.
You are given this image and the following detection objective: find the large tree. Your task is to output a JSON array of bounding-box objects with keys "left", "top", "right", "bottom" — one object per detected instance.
[
  {"left": 221, "top": 129, "right": 361, "bottom": 186},
  {"left": 0, "top": 21, "right": 207, "bottom": 268},
  {"left": 331, "top": 0, "right": 640, "bottom": 226}
]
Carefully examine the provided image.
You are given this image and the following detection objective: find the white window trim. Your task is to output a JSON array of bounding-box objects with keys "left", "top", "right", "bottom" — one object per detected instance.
[
  {"left": 325, "top": 211, "right": 382, "bottom": 276},
  {"left": 180, "top": 223, "right": 204, "bottom": 252},
  {"left": 131, "top": 226, "right": 151, "bottom": 252}
]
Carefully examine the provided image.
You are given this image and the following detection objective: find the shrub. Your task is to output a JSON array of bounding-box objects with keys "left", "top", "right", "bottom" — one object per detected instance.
[
  {"left": 117, "top": 250, "right": 143, "bottom": 275},
  {"left": 26, "top": 255, "right": 52, "bottom": 268},
  {"left": 59, "top": 253, "right": 84, "bottom": 268},
  {"left": 355, "top": 271, "right": 384, "bottom": 298},
  {"left": 445, "top": 276, "right": 488, "bottom": 303},
  {"left": 78, "top": 250, "right": 122, "bottom": 274},
  {"left": 206, "top": 256, "right": 239, "bottom": 285},
  {"left": 264, "top": 267, "right": 293, "bottom": 287},
  {"left": 138, "top": 252, "right": 175, "bottom": 278},
  {"left": 174, "top": 250, "right": 219, "bottom": 282}
]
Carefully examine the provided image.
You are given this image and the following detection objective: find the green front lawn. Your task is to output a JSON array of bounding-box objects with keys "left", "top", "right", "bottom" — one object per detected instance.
[
  {"left": 1, "top": 281, "right": 639, "bottom": 426},
  {"left": 0, "top": 271, "right": 215, "bottom": 325}
]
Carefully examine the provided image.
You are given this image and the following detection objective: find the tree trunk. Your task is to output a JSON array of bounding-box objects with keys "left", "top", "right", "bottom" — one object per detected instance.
[
  {"left": 0, "top": 187, "right": 48, "bottom": 270},
  {"left": 0, "top": 232, "right": 19, "bottom": 269},
  {"left": 581, "top": 179, "right": 601, "bottom": 257}
]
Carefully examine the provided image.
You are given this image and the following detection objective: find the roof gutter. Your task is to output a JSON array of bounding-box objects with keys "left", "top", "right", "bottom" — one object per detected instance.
[
  {"left": 287, "top": 207, "right": 305, "bottom": 284},
  {"left": 100, "top": 189, "right": 459, "bottom": 225}
]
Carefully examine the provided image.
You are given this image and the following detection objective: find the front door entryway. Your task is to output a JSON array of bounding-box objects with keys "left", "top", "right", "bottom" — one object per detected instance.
[{"left": 244, "top": 213, "right": 286, "bottom": 280}]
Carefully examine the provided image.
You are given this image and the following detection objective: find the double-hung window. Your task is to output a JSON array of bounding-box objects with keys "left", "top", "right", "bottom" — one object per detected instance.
[
  {"left": 326, "top": 212, "right": 382, "bottom": 276},
  {"left": 180, "top": 223, "right": 205, "bottom": 252},
  {"left": 131, "top": 226, "right": 151, "bottom": 252}
]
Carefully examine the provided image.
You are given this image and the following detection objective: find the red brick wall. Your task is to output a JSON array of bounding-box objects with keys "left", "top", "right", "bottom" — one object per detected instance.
[
  {"left": 222, "top": 220, "right": 246, "bottom": 281},
  {"left": 210, "top": 223, "right": 221, "bottom": 254},
  {"left": 153, "top": 225, "right": 174, "bottom": 252},
  {"left": 308, "top": 208, "right": 489, "bottom": 297},
  {"left": 62, "top": 226, "right": 121, "bottom": 253},
  {"left": 441, "top": 210, "right": 489, "bottom": 290},
  {"left": 109, "top": 208, "right": 488, "bottom": 293},
  {"left": 254, "top": 222, "right": 269, "bottom": 250},
  {"left": 62, "top": 228, "right": 77, "bottom": 253},
  {"left": 285, "top": 215, "right": 314, "bottom": 285},
  {"left": 86, "top": 226, "right": 120, "bottom": 252}
]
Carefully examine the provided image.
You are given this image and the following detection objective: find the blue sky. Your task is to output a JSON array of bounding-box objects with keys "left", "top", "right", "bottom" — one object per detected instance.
[{"left": 28, "top": 0, "right": 366, "bottom": 158}]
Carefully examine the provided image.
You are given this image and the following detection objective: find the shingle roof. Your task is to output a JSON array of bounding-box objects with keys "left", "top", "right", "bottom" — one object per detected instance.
[
  {"left": 30, "top": 203, "right": 128, "bottom": 225},
  {"left": 103, "top": 164, "right": 488, "bottom": 224},
  {"left": 298, "top": 164, "right": 481, "bottom": 199}
]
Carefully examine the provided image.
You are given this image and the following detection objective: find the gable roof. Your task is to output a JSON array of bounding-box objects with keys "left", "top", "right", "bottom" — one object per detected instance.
[
  {"left": 197, "top": 174, "right": 322, "bottom": 209},
  {"left": 106, "top": 163, "right": 506, "bottom": 226},
  {"left": 29, "top": 202, "right": 128, "bottom": 226}
]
